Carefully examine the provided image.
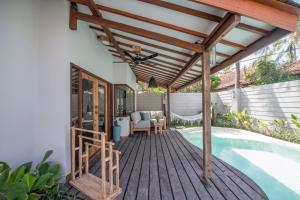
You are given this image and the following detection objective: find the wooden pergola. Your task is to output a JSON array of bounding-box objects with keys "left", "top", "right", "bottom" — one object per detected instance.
[{"left": 68, "top": 0, "right": 299, "bottom": 180}]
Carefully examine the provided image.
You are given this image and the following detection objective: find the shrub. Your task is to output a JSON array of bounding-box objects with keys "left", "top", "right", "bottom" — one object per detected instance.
[
  {"left": 291, "top": 114, "right": 300, "bottom": 129},
  {"left": 0, "top": 150, "right": 75, "bottom": 200},
  {"left": 214, "top": 109, "right": 300, "bottom": 144}
]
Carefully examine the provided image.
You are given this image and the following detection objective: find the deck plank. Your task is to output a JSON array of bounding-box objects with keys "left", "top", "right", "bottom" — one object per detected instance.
[
  {"left": 165, "top": 130, "right": 213, "bottom": 200},
  {"left": 66, "top": 130, "right": 268, "bottom": 200},
  {"left": 175, "top": 131, "right": 266, "bottom": 200},
  {"left": 155, "top": 133, "right": 174, "bottom": 200},
  {"left": 116, "top": 135, "right": 143, "bottom": 200},
  {"left": 160, "top": 132, "right": 186, "bottom": 200},
  {"left": 136, "top": 135, "right": 151, "bottom": 200},
  {"left": 149, "top": 134, "right": 161, "bottom": 200},
  {"left": 162, "top": 132, "right": 200, "bottom": 200},
  {"left": 124, "top": 135, "right": 147, "bottom": 200}
]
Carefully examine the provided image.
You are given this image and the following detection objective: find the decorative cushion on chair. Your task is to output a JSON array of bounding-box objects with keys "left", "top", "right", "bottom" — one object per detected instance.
[
  {"left": 131, "top": 112, "right": 141, "bottom": 124},
  {"left": 140, "top": 112, "right": 150, "bottom": 120}
]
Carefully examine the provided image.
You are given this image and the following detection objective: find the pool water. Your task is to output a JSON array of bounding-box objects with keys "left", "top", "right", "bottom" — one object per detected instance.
[{"left": 180, "top": 127, "right": 300, "bottom": 200}]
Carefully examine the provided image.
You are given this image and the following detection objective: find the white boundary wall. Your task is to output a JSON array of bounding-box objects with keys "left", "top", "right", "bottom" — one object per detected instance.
[{"left": 137, "top": 80, "right": 300, "bottom": 125}]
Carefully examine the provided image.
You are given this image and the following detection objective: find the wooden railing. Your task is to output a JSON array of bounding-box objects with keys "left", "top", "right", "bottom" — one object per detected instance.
[{"left": 70, "top": 127, "right": 121, "bottom": 199}]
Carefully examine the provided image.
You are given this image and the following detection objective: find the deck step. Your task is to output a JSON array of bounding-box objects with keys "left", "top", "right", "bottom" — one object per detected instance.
[{"left": 70, "top": 174, "right": 122, "bottom": 200}]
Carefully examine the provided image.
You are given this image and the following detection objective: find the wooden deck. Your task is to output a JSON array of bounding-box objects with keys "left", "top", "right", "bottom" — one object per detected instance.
[{"left": 65, "top": 129, "right": 268, "bottom": 200}]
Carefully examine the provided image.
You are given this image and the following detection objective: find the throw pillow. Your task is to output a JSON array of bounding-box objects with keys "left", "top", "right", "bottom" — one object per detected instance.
[
  {"left": 131, "top": 112, "right": 141, "bottom": 124},
  {"left": 140, "top": 112, "right": 150, "bottom": 120}
]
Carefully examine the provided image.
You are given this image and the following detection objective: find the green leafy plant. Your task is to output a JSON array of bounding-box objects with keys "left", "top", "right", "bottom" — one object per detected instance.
[
  {"left": 154, "top": 114, "right": 161, "bottom": 122},
  {"left": 0, "top": 150, "right": 75, "bottom": 200},
  {"left": 291, "top": 114, "right": 300, "bottom": 128},
  {"left": 233, "top": 109, "right": 254, "bottom": 130}
]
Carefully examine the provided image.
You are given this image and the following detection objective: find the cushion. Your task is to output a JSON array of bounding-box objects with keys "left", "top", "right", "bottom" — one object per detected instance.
[
  {"left": 134, "top": 120, "right": 151, "bottom": 129},
  {"left": 140, "top": 112, "right": 150, "bottom": 120},
  {"left": 131, "top": 112, "right": 141, "bottom": 124}
]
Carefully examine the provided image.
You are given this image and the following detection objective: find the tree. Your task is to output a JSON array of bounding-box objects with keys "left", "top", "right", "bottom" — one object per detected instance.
[
  {"left": 137, "top": 81, "right": 166, "bottom": 94},
  {"left": 179, "top": 75, "right": 221, "bottom": 93},
  {"left": 245, "top": 58, "right": 295, "bottom": 85}
]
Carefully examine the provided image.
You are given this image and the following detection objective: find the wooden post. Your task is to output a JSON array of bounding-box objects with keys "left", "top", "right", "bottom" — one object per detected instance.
[
  {"left": 85, "top": 143, "right": 89, "bottom": 175},
  {"left": 167, "top": 87, "right": 171, "bottom": 128},
  {"left": 79, "top": 136, "right": 83, "bottom": 178},
  {"left": 71, "top": 128, "right": 76, "bottom": 180},
  {"left": 202, "top": 50, "right": 212, "bottom": 180},
  {"left": 101, "top": 134, "right": 106, "bottom": 199}
]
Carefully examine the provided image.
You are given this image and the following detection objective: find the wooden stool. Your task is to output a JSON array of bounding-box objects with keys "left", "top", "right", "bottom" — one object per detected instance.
[{"left": 154, "top": 122, "right": 163, "bottom": 134}]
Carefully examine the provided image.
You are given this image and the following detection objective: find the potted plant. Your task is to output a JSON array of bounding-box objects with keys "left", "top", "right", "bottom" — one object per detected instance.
[{"left": 154, "top": 114, "right": 161, "bottom": 123}]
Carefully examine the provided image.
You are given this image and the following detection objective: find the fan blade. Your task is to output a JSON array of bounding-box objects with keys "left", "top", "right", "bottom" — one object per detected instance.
[
  {"left": 140, "top": 53, "right": 158, "bottom": 61},
  {"left": 124, "top": 51, "right": 135, "bottom": 60}
]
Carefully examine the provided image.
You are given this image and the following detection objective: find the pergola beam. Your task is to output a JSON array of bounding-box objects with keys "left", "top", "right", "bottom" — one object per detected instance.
[
  {"left": 203, "top": 13, "right": 241, "bottom": 50},
  {"left": 168, "top": 53, "right": 202, "bottom": 87},
  {"left": 169, "top": 13, "right": 239, "bottom": 87},
  {"left": 74, "top": 11, "right": 204, "bottom": 53},
  {"left": 91, "top": 26, "right": 192, "bottom": 57},
  {"left": 175, "top": 28, "right": 290, "bottom": 91},
  {"left": 85, "top": 0, "right": 127, "bottom": 62},
  {"left": 192, "top": 0, "right": 299, "bottom": 31},
  {"left": 138, "top": 0, "right": 269, "bottom": 35},
  {"left": 94, "top": 3, "right": 245, "bottom": 50}
]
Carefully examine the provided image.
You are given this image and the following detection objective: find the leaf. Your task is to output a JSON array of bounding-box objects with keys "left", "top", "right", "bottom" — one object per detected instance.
[
  {"left": 1, "top": 182, "right": 27, "bottom": 200},
  {"left": 37, "top": 163, "right": 50, "bottom": 176},
  {"left": 32, "top": 173, "right": 53, "bottom": 191},
  {"left": 22, "top": 173, "right": 36, "bottom": 192},
  {"left": 0, "top": 162, "right": 9, "bottom": 173},
  {"left": 9, "top": 165, "right": 27, "bottom": 184},
  {"left": 28, "top": 193, "right": 40, "bottom": 200},
  {"left": 41, "top": 150, "right": 53, "bottom": 163},
  {"left": 0, "top": 168, "right": 9, "bottom": 187}
]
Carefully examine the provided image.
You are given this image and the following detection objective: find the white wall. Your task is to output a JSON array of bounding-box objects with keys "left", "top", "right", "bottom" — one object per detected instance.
[
  {"left": 0, "top": 0, "right": 136, "bottom": 175},
  {"left": 137, "top": 93, "right": 163, "bottom": 111},
  {"left": 0, "top": 0, "right": 40, "bottom": 167},
  {"left": 69, "top": 21, "right": 115, "bottom": 83},
  {"left": 113, "top": 63, "right": 137, "bottom": 90}
]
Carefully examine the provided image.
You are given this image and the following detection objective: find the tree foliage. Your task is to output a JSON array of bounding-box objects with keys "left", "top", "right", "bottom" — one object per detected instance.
[
  {"left": 137, "top": 81, "right": 166, "bottom": 94},
  {"left": 245, "top": 58, "right": 296, "bottom": 85},
  {"left": 179, "top": 75, "right": 221, "bottom": 93}
]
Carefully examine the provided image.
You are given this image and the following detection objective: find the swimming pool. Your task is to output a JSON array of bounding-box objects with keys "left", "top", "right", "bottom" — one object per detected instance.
[{"left": 180, "top": 127, "right": 300, "bottom": 200}]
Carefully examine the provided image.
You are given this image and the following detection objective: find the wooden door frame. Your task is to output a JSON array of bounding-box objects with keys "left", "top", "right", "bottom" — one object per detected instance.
[{"left": 70, "top": 63, "right": 112, "bottom": 139}]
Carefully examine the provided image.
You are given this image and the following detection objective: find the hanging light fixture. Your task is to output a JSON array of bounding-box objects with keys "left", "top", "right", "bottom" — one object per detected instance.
[
  {"left": 210, "top": 45, "right": 217, "bottom": 66},
  {"left": 148, "top": 76, "right": 158, "bottom": 88}
]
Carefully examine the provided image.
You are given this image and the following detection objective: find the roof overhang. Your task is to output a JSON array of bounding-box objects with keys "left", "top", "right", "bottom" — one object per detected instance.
[{"left": 68, "top": 0, "right": 299, "bottom": 90}]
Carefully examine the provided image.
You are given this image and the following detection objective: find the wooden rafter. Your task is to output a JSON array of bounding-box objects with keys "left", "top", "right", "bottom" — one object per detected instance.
[
  {"left": 203, "top": 13, "right": 241, "bottom": 50},
  {"left": 74, "top": 11, "right": 204, "bottom": 53},
  {"left": 168, "top": 53, "right": 202, "bottom": 87},
  {"left": 91, "top": 26, "right": 192, "bottom": 57},
  {"left": 192, "top": 0, "right": 299, "bottom": 31},
  {"left": 94, "top": 3, "right": 246, "bottom": 49},
  {"left": 175, "top": 28, "right": 290, "bottom": 91},
  {"left": 169, "top": 13, "right": 239, "bottom": 87},
  {"left": 84, "top": 0, "right": 126, "bottom": 62},
  {"left": 138, "top": 0, "right": 269, "bottom": 35}
]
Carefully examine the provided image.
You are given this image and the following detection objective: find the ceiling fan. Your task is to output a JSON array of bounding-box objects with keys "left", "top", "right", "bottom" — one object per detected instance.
[{"left": 113, "top": 45, "right": 158, "bottom": 67}]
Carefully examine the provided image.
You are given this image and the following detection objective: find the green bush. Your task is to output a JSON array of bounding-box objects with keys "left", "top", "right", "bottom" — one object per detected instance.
[
  {"left": 214, "top": 109, "right": 300, "bottom": 144},
  {"left": 291, "top": 114, "right": 300, "bottom": 128},
  {"left": 0, "top": 150, "right": 75, "bottom": 200}
]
